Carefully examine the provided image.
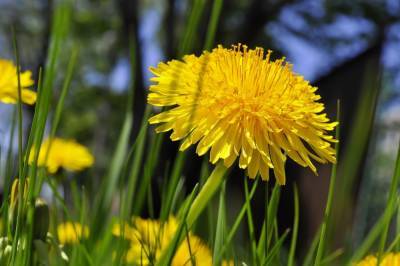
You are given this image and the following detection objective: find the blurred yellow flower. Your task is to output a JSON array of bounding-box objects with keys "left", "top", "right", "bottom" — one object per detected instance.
[
  {"left": 222, "top": 260, "right": 234, "bottom": 266},
  {"left": 148, "top": 44, "right": 337, "bottom": 184},
  {"left": 57, "top": 222, "right": 89, "bottom": 245},
  {"left": 355, "top": 253, "right": 400, "bottom": 266},
  {"left": 29, "top": 138, "right": 94, "bottom": 173},
  {"left": 0, "top": 59, "right": 36, "bottom": 105},
  {"left": 113, "top": 216, "right": 212, "bottom": 265}
]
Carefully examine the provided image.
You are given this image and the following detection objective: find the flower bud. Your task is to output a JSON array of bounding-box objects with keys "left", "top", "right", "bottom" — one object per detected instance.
[
  {"left": 0, "top": 244, "right": 12, "bottom": 265},
  {"left": 33, "top": 198, "right": 50, "bottom": 241},
  {"left": 8, "top": 178, "right": 29, "bottom": 237}
]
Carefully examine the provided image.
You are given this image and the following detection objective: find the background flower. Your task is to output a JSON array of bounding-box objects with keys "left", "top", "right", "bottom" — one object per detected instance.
[
  {"left": 57, "top": 222, "right": 89, "bottom": 245},
  {"left": 0, "top": 59, "right": 36, "bottom": 105},
  {"left": 113, "top": 216, "right": 213, "bottom": 265},
  {"left": 29, "top": 138, "right": 94, "bottom": 174},
  {"left": 356, "top": 253, "right": 400, "bottom": 266}
]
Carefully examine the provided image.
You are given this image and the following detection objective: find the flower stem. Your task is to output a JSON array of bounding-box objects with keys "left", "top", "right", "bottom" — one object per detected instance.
[{"left": 186, "top": 161, "right": 227, "bottom": 227}]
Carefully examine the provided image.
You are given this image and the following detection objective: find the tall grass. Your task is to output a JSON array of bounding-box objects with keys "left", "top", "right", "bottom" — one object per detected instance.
[{"left": 1, "top": 0, "right": 399, "bottom": 265}]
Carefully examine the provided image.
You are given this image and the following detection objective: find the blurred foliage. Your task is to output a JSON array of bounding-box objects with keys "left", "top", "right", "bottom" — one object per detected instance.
[{"left": 0, "top": 0, "right": 400, "bottom": 260}]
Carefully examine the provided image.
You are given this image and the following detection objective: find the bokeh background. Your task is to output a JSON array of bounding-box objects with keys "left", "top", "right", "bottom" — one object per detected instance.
[{"left": 1, "top": 0, "right": 400, "bottom": 260}]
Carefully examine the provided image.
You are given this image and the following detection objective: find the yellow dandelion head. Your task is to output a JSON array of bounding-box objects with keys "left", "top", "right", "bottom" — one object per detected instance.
[
  {"left": 0, "top": 59, "right": 36, "bottom": 105},
  {"left": 222, "top": 260, "right": 235, "bottom": 266},
  {"left": 132, "top": 216, "right": 178, "bottom": 248},
  {"left": 148, "top": 44, "right": 337, "bottom": 184},
  {"left": 172, "top": 235, "right": 212, "bottom": 266},
  {"left": 29, "top": 137, "right": 94, "bottom": 174},
  {"left": 355, "top": 253, "right": 400, "bottom": 266},
  {"left": 57, "top": 222, "right": 89, "bottom": 245},
  {"left": 113, "top": 216, "right": 212, "bottom": 265}
]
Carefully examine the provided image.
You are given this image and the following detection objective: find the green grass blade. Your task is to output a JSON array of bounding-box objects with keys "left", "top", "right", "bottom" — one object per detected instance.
[
  {"left": 244, "top": 178, "right": 259, "bottom": 265},
  {"left": 350, "top": 197, "right": 399, "bottom": 262},
  {"left": 95, "top": 30, "right": 138, "bottom": 228},
  {"left": 387, "top": 205, "right": 400, "bottom": 252},
  {"left": 49, "top": 46, "right": 79, "bottom": 138},
  {"left": 215, "top": 178, "right": 259, "bottom": 263},
  {"left": 263, "top": 229, "right": 290, "bottom": 266},
  {"left": 303, "top": 226, "right": 322, "bottom": 266},
  {"left": 333, "top": 60, "right": 380, "bottom": 243},
  {"left": 320, "top": 249, "right": 344, "bottom": 265},
  {"left": 213, "top": 180, "right": 227, "bottom": 266},
  {"left": 288, "top": 184, "right": 299, "bottom": 266},
  {"left": 156, "top": 184, "right": 199, "bottom": 266},
  {"left": 203, "top": 0, "right": 223, "bottom": 50},
  {"left": 2, "top": 108, "right": 17, "bottom": 236},
  {"left": 178, "top": 0, "right": 206, "bottom": 56},
  {"left": 266, "top": 183, "right": 281, "bottom": 249},
  {"left": 378, "top": 141, "right": 400, "bottom": 260},
  {"left": 10, "top": 26, "right": 25, "bottom": 265},
  {"left": 160, "top": 152, "right": 186, "bottom": 220},
  {"left": 397, "top": 201, "right": 400, "bottom": 251},
  {"left": 94, "top": 98, "right": 133, "bottom": 229},
  {"left": 315, "top": 101, "right": 341, "bottom": 265},
  {"left": 186, "top": 162, "right": 227, "bottom": 227},
  {"left": 132, "top": 129, "right": 163, "bottom": 214},
  {"left": 121, "top": 106, "right": 150, "bottom": 219}
]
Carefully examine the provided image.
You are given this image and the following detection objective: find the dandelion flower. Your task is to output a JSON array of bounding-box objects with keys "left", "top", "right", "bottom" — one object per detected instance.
[
  {"left": 57, "top": 222, "right": 89, "bottom": 245},
  {"left": 222, "top": 261, "right": 234, "bottom": 266},
  {"left": 148, "top": 44, "right": 337, "bottom": 184},
  {"left": 172, "top": 235, "right": 212, "bottom": 266},
  {"left": 0, "top": 59, "right": 36, "bottom": 105},
  {"left": 29, "top": 137, "right": 94, "bottom": 174},
  {"left": 113, "top": 216, "right": 212, "bottom": 265},
  {"left": 355, "top": 253, "right": 400, "bottom": 266}
]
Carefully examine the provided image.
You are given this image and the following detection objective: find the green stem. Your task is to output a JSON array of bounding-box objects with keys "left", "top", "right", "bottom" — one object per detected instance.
[
  {"left": 314, "top": 101, "right": 340, "bottom": 266},
  {"left": 186, "top": 161, "right": 227, "bottom": 227}
]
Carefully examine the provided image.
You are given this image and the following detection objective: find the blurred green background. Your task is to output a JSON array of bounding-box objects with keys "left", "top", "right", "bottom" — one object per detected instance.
[{"left": 1, "top": 0, "right": 400, "bottom": 260}]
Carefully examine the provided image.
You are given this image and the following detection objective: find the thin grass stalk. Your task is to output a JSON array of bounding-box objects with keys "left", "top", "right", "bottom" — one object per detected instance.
[
  {"left": 334, "top": 60, "right": 380, "bottom": 247},
  {"left": 215, "top": 178, "right": 259, "bottom": 263},
  {"left": 3, "top": 108, "right": 17, "bottom": 237},
  {"left": 186, "top": 162, "right": 227, "bottom": 227},
  {"left": 157, "top": 163, "right": 227, "bottom": 266},
  {"left": 24, "top": 3, "right": 71, "bottom": 263},
  {"left": 46, "top": 176, "right": 93, "bottom": 265},
  {"left": 203, "top": 0, "right": 223, "bottom": 51},
  {"left": 263, "top": 229, "right": 290, "bottom": 265},
  {"left": 22, "top": 68, "right": 42, "bottom": 189},
  {"left": 132, "top": 129, "right": 163, "bottom": 214},
  {"left": 31, "top": 47, "right": 77, "bottom": 199},
  {"left": 304, "top": 226, "right": 322, "bottom": 266},
  {"left": 213, "top": 180, "right": 226, "bottom": 266},
  {"left": 10, "top": 26, "right": 29, "bottom": 266},
  {"left": 320, "top": 249, "right": 344, "bottom": 265},
  {"left": 178, "top": 0, "right": 206, "bottom": 56},
  {"left": 97, "top": 87, "right": 133, "bottom": 216},
  {"left": 378, "top": 140, "right": 400, "bottom": 262},
  {"left": 160, "top": 152, "right": 186, "bottom": 220},
  {"left": 257, "top": 180, "right": 269, "bottom": 261},
  {"left": 95, "top": 31, "right": 137, "bottom": 228},
  {"left": 397, "top": 201, "right": 400, "bottom": 251},
  {"left": 49, "top": 46, "right": 78, "bottom": 138},
  {"left": 156, "top": 184, "right": 199, "bottom": 266},
  {"left": 314, "top": 101, "right": 341, "bottom": 265},
  {"left": 121, "top": 106, "right": 150, "bottom": 220},
  {"left": 350, "top": 197, "right": 399, "bottom": 262},
  {"left": 288, "top": 184, "right": 299, "bottom": 266},
  {"left": 244, "top": 178, "right": 259, "bottom": 265},
  {"left": 387, "top": 211, "right": 400, "bottom": 252},
  {"left": 266, "top": 184, "right": 281, "bottom": 249}
]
